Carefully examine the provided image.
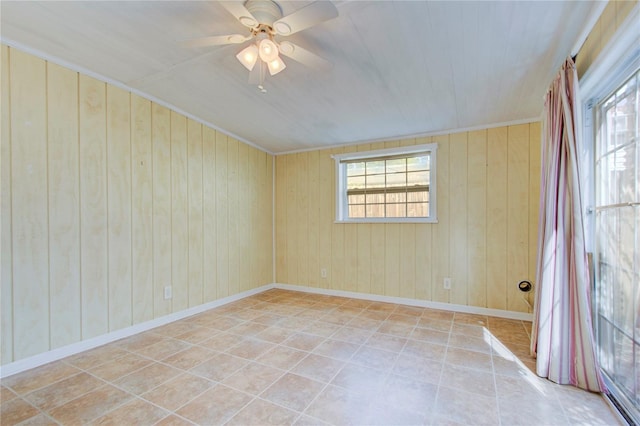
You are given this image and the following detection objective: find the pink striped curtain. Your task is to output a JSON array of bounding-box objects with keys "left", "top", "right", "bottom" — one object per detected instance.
[{"left": 530, "top": 57, "right": 604, "bottom": 392}]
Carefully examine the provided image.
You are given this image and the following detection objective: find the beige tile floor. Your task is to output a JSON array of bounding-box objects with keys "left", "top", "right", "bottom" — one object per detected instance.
[{"left": 0, "top": 289, "right": 622, "bottom": 425}]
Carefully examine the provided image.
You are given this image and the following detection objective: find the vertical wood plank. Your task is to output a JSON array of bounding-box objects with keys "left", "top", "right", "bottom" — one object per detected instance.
[
  {"left": 285, "top": 154, "right": 301, "bottom": 285},
  {"left": 507, "top": 124, "right": 530, "bottom": 312},
  {"left": 227, "top": 138, "right": 239, "bottom": 295},
  {"left": 507, "top": 124, "right": 529, "bottom": 312},
  {"left": 152, "top": 104, "right": 172, "bottom": 317},
  {"left": 297, "top": 153, "right": 310, "bottom": 286},
  {"left": 79, "top": 74, "right": 108, "bottom": 340},
  {"left": 343, "top": 222, "right": 358, "bottom": 293},
  {"left": 215, "top": 132, "right": 229, "bottom": 297},
  {"left": 237, "top": 141, "right": 249, "bottom": 291},
  {"left": 370, "top": 224, "right": 385, "bottom": 296},
  {"left": 11, "top": 50, "right": 50, "bottom": 358},
  {"left": 187, "top": 119, "right": 203, "bottom": 306},
  {"left": 131, "top": 94, "right": 153, "bottom": 323},
  {"left": 486, "top": 127, "right": 508, "bottom": 310},
  {"left": 275, "top": 155, "right": 287, "bottom": 283},
  {"left": 47, "top": 62, "right": 81, "bottom": 348},
  {"left": 449, "top": 132, "right": 468, "bottom": 305},
  {"left": 318, "top": 150, "right": 333, "bottom": 289},
  {"left": 265, "top": 154, "right": 274, "bottom": 284},
  {"left": 528, "top": 122, "right": 541, "bottom": 311},
  {"left": 202, "top": 126, "right": 217, "bottom": 302},
  {"left": 1, "top": 45, "right": 13, "bottom": 363},
  {"left": 171, "top": 112, "right": 188, "bottom": 311},
  {"left": 356, "top": 224, "right": 371, "bottom": 295},
  {"left": 307, "top": 150, "right": 320, "bottom": 287},
  {"left": 399, "top": 224, "right": 416, "bottom": 299},
  {"left": 467, "top": 130, "right": 487, "bottom": 307},
  {"left": 285, "top": 154, "right": 299, "bottom": 284},
  {"left": 106, "top": 85, "right": 132, "bottom": 331},
  {"left": 431, "top": 134, "right": 450, "bottom": 303},
  {"left": 384, "top": 223, "right": 400, "bottom": 297},
  {"left": 414, "top": 224, "right": 432, "bottom": 301},
  {"left": 248, "top": 147, "right": 259, "bottom": 289}
]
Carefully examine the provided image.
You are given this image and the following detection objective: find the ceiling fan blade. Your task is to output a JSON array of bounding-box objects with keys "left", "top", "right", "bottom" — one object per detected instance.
[
  {"left": 273, "top": 1, "right": 338, "bottom": 36},
  {"left": 278, "top": 41, "right": 332, "bottom": 72},
  {"left": 182, "top": 34, "right": 250, "bottom": 48},
  {"left": 220, "top": 1, "right": 259, "bottom": 28}
]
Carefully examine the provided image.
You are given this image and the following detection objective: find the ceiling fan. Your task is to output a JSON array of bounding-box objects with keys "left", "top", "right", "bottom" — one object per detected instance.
[{"left": 184, "top": 0, "right": 338, "bottom": 92}]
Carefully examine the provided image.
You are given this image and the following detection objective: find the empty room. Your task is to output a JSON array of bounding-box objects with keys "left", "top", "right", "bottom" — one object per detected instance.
[{"left": 1, "top": 0, "right": 638, "bottom": 425}]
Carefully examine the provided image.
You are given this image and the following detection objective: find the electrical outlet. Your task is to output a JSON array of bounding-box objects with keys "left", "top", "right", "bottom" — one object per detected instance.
[
  {"left": 320, "top": 268, "right": 327, "bottom": 279},
  {"left": 443, "top": 277, "right": 451, "bottom": 290},
  {"left": 164, "top": 286, "right": 172, "bottom": 300}
]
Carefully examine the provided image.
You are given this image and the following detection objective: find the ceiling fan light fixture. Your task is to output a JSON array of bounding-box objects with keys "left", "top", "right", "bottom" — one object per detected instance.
[
  {"left": 258, "top": 38, "right": 279, "bottom": 62},
  {"left": 267, "top": 56, "right": 286, "bottom": 75},
  {"left": 236, "top": 44, "right": 259, "bottom": 71}
]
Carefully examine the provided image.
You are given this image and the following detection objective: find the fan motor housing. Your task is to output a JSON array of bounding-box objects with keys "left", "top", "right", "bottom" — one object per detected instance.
[{"left": 244, "top": 0, "right": 283, "bottom": 26}]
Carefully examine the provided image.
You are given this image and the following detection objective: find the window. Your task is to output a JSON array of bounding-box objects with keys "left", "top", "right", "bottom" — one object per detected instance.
[
  {"left": 580, "top": 6, "right": 639, "bottom": 422},
  {"left": 592, "top": 69, "right": 639, "bottom": 425},
  {"left": 332, "top": 144, "right": 437, "bottom": 223}
]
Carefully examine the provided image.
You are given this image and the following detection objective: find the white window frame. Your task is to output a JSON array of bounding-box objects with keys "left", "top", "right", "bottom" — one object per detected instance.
[{"left": 332, "top": 143, "right": 437, "bottom": 223}]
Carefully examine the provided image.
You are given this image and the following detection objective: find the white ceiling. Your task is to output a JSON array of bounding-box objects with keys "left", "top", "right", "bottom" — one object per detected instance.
[{"left": 1, "top": 1, "right": 600, "bottom": 153}]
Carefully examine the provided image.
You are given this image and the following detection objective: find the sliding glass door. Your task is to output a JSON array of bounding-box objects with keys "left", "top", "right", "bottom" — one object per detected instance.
[{"left": 593, "top": 68, "right": 639, "bottom": 424}]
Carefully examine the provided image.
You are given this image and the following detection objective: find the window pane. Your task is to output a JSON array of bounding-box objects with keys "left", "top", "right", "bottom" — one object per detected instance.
[
  {"left": 347, "top": 162, "right": 365, "bottom": 177},
  {"left": 348, "top": 194, "right": 365, "bottom": 204},
  {"left": 612, "top": 330, "right": 635, "bottom": 397},
  {"left": 349, "top": 205, "right": 365, "bottom": 218},
  {"left": 617, "top": 141, "right": 636, "bottom": 204},
  {"left": 366, "top": 160, "right": 385, "bottom": 175},
  {"left": 387, "top": 172, "right": 406, "bottom": 187},
  {"left": 367, "top": 174, "right": 385, "bottom": 189},
  {"left": 408, "top": 202, "right": 428, "bottom": 217},
  {"left": 366, "top": 204, "right": 384, "bottom": 217},
  {"left": 386, "top": 192, "right": 406, "bottom": 203},
  {"left": 407, "top": 155, "right": 429, "bottom": 171},
  {"left": 408, "top": 191, "right": 428, "bottom": 202},
  {"left": 614, "top": 77, "right": 637, "bottom": 149},
  {"left": 408, "top": 170, "right": 428, "bottom": 186},
  {"left": 386, "top": 158, "right": 406, "bottom": 173},
  {"left": 366, "top": 193, "right": 385, "bottom": 204},
  {"left": 386, "top": 203, "right": 406, "bottom": 217},
  {"left": 347, "top": 175, "right": 365, "bottom": 190}
]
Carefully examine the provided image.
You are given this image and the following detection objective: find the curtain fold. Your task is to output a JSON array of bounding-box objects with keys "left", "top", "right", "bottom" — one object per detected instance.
[{"left": 530, "top": 57, "right": 604, "bottom": 393}]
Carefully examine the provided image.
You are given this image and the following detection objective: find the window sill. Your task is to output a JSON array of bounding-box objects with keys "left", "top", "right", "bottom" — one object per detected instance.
[{"left": 334, "top": 218, "right": 438, "bottom": 224}]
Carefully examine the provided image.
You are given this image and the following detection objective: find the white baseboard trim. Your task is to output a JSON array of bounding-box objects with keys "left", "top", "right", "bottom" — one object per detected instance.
[
  {"left": 1, "top": 282, "right": 532, "bottom": 378},
  {"left": 0, "top": 284, "right": 275, "bottom": 379},
  {"left": 273, "top": 283, "right": 534, "bottom": 321}
]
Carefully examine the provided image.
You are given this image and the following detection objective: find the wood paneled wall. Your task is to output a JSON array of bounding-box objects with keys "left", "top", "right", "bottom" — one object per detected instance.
[
  {"left": 275, "top": 124, "right": 541, "bottom": 313},
  {"left": 0, "top": 46, "right": 274, "bottom": 365}
]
